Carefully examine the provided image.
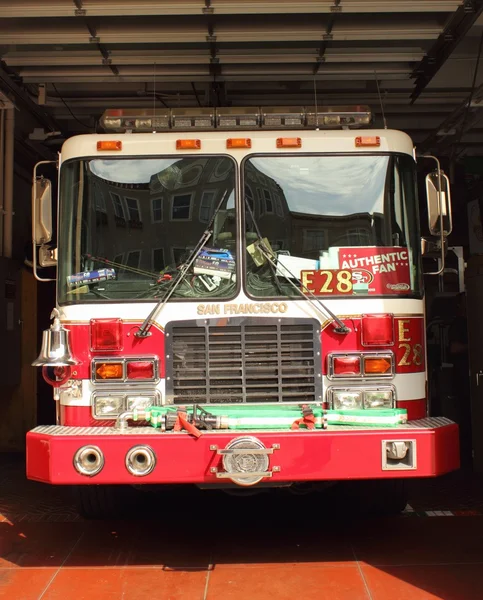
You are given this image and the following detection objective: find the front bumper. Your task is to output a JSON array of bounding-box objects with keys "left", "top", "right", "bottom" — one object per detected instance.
[{"left": 26, "top": 417, "right": 459, "bottom": 485}]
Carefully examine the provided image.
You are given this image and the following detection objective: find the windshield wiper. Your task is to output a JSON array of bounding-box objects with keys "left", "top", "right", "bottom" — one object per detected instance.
[
  {"left": 135, "top": 190, "right": 229, "bottom": 338},
  {"left": 244, "top": 201, "right": 350, "bottom": 335}
]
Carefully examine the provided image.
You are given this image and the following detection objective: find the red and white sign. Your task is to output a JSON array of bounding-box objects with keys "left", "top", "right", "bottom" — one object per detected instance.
[{"left": 338, "top": 247, "right": 411, "bottom": 295}]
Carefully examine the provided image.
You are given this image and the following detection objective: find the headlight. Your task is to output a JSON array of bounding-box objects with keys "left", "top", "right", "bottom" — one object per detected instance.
[
  {"left": 332, "top": 390, "right": 362, "bottom": 410},
  {"left": 364, "top": 390, "right": 394, "bottom": 409},
  {"left": 93, "top": 392, "right": 159, "bottom": 418},
  {"left": 328, "top": 387, "right": 395, "bottom": 410},
  {"left": 126, "top": 395, "right": 155, "bottom": 411},
  {"left": 94, "top": 395, "right": 124, "bottom": 417}
]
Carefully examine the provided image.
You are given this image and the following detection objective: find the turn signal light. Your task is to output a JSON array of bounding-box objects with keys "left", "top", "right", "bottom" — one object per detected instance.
[
  {"left": 97, "top": 140, "right": 122, "bottom": 151},
  {"left": 95, "top": 362, "right": 123, "bottom": 380},
  {"left": 363, "top": 356, "right": 392, "bottom": 375},
  {"left": 332, "top": 356, "right": 361, "bottom": 376},
  {"left": 361, "top": 314, "right": 394, "bottom": 346},
  {"left": 127, "top": 360, "right": 155, "bottom": 380},
  {"left": 176, "top": 139, "right": 201, "bottom": 149},
  {"left": 90, "top": 319, "right": 123, "bottom": 352}
]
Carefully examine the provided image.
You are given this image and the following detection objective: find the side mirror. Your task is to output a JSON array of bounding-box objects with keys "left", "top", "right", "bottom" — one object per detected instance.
[
  {"left": 425, "top": 170, "right": 452, "bottom": 237},
  {"left": 421, "top": 236, "right": 447, "bottom": 257},
  {"left": 32, "top": 176, "right": 53, "bottom": 244},
  {"left": 39, "top": 246, "right": 58, "bottom": 268},
  {"left": 32, "top": 159, "right": 57, "bottom": 282}
]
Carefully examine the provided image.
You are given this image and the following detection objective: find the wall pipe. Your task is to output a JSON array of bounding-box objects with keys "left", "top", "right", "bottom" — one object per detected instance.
[
  {"left": 3, "top": 108, "right": 14, "bottom": 258},
  {"left": 0, "top": 109, "right": 5, "bottom": 256}
]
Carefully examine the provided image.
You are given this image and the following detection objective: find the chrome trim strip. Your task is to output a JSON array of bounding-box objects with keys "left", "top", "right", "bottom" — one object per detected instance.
[{"left": 30, "top": 417, "right": 455, "bottom": 436}]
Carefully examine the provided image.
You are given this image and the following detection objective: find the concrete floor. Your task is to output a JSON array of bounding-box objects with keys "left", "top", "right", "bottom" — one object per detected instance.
[{"left": 1, "top": 455, "right": 483, "bottom": 600}]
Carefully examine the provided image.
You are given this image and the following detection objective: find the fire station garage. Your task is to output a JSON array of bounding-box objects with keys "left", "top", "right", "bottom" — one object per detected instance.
[{"left": 1, "top": 1, "right": 483, "bottom": 599}]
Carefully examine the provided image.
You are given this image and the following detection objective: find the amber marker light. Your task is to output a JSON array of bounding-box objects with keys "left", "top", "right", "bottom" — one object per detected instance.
[
  {"left": 363, "top": 356, "right": 392, "bottom": 375},
  {"left": 176, "top": 139, "right": 201, "bottom": 149},
  {"left": 276, "top": 137, "right": 302, "bottom": 148},
  {"left": 355, "top": 136, "right": 380, "bottom": 147},
  {"left": 227, "top": 138, "right": 252, "bottom": 148},
  {"left": 97, "top": 140, "right": 122, "bottom": 151},
  {"left": 95, "top": 362, "right": 123, "bottom": 380}
]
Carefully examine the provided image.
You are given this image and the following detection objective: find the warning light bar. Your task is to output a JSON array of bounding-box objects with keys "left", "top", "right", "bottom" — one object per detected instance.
[
  {"left": 101, "top": 108, "right": 170, "bottom": 132},
  {"left": 306, "top": 105, "right": 372, "bottom": 129},
  {"left": 217, "top": 107, "right": 260, "bottom": 129},
  {"left": 262, "top": 106, "right": 305, "bottom": 129},
  {"left": 100, "top": 106, "right": 372, "bottom": 133},
  {"left": 171, "top": 108, "right": 214, "bottom": 129}
]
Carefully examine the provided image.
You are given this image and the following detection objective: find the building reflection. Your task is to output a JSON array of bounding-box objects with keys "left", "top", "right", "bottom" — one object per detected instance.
[{"left": 86, "top": 157, "right": 379, "bottom": 279}]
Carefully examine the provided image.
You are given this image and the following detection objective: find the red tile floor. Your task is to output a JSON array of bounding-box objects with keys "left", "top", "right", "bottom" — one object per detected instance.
[{"left": 1, "top": 454, "right": 483, "bottom": 599}]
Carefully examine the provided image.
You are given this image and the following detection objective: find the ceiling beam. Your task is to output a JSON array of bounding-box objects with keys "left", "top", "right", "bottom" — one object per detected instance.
[
  {"left": 0, "top": 21, "right": 444, "bottom": 46},
  {"left": 0, "top": 60, "right": 61, "bottom": 132},
  {"left": 72, "top": 2, "right": 120, "bottom": 76},
  {"left": 0, "top": 1, "right": 464, "bottom": 18},
  {"left": 411, "top": 0, "right": 483, "bottom": 102},
  {"left": 1, "top": 49, "right": 426, "bottom": 67}
]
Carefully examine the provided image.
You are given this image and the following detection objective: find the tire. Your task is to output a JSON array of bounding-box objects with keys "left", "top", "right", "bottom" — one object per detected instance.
[
  {"left": 339, "top": 479, "right": 408, "bottom": 516},
  {"left": 355, "top": 479, "right": 408, "bottom": 516},
  {"left": 73, "top": 485, "right": 131, "bottom": 519}
]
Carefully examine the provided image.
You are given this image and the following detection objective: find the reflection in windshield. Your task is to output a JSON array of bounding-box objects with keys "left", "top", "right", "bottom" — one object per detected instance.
[
  {"left": 58, "top": 157, "right": 236, "bottom": 303},
  {"left": 244, "top": 154, "right": 421, "bottom": 298},
  {"left": 249, "top": 155, "right": 388, "bottom": 216}
]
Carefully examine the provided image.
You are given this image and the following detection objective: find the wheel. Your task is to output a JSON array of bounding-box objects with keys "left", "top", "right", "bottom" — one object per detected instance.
[
  {"left": 338, "top": 479, "right": 408, "bottom": 516},
  {"left": 73, "top": 485, "right": 131, "bottom": 519},
  {"left": 353, "top": 479, "right": 408, "bottom": 516}
]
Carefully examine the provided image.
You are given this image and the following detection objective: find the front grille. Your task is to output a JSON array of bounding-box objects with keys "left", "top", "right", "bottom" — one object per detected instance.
[{"left": 165, "top": 318, "right": 321, "bottom": 404}]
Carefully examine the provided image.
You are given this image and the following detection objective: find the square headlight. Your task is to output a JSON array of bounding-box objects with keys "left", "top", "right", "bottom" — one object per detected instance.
[
  {"left": 363, "top": 390, "right": 394, "bottom": 409},
  {"left": 94, "top": 395, "right": 124, "bottom": 417},
  {"left": 126, "top": 395, "right": 156, "bottom": 411},
  {"left": 331, "top": 390, "right": 363, "bottom": 410}
]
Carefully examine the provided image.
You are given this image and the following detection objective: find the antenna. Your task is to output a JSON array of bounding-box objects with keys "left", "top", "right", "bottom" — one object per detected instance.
[
  {"left": 374, "top": 71, "right": 387, "bottom": 129},
  {"left": 313, "top": 78, "right": 319, "bottom": 130}
]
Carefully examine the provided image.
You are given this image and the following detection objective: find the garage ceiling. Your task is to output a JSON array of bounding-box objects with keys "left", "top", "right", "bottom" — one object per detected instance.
[{"left": 1, "top": 0, "right": 483, "bottom": 157}]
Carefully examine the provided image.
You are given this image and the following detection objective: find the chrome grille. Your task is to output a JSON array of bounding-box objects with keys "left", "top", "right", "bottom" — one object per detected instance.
[{"left": 165, "top": 318, "right": 321, "bottom": 404}]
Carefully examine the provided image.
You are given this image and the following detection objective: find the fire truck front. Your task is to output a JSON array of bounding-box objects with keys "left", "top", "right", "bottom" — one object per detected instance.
[{"left": 27, "top": 107, "right": 459, "bottom": 517}]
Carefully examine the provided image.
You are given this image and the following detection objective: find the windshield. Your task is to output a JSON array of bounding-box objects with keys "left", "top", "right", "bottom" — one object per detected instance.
[
  {"left": 243, "top": 154, "right": 422, "bottom": 298},
  {"left": 58, "top": 156, "right": 237, "bottom": 304}
]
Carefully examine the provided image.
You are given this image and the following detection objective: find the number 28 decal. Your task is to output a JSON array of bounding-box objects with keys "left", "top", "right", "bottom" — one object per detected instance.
[
  {"left": 396, "top": 319, "right": 424, "bottom": 370},
  {"left": 301, "top": 270, "right": 353, "bottom": 295},
  {"left": 398, "top": 343, "right": 423, "bottom": 367}
]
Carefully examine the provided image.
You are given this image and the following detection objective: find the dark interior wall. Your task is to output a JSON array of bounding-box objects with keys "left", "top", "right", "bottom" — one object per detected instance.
[
  {"left": 0, "top": 107, "right": 57, "bottom": 450},
  {"left": 0, "top": 169, "right": 38, "bottom": 450},
  {"left": 12, "top": 169, "right": 32, "bottom": 261}
]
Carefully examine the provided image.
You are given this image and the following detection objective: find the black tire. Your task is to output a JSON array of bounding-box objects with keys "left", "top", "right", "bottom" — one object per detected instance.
[
  {"left": 338, "top": 479, "right": 408, "bottom": 516},
  {"left": 355, "top": 479, "right": 408, "bottom": 515},
  {"left": 73, "top": 485, "right": 131, "bottom": 519}
]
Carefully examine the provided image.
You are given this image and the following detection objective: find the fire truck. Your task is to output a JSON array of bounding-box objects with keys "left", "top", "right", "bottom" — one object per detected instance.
[{"left": 28, "top": 106, "right": 459, "bottom": 518}]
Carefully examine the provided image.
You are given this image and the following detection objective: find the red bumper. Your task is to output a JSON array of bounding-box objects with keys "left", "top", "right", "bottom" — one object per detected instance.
[{"left": 26, "top": 418, "right": 460, "bottom": 485}]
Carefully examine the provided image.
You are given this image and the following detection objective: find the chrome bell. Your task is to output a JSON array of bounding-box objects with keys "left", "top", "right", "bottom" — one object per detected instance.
[{"left": 32, "top": 308, "right": 78, "bottom": 367}]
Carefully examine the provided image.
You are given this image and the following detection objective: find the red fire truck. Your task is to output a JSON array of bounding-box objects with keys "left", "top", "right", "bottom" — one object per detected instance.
[{"left": 28, "top": 106, "right": 459, "bottom": 517}]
